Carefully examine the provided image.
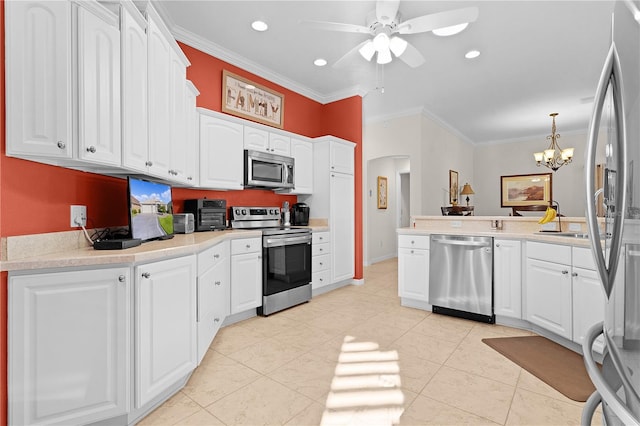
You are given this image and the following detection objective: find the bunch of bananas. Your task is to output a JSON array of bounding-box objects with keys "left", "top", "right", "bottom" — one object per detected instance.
[{"left": 538, "top": 207, "right": 557, "bottom": 224}]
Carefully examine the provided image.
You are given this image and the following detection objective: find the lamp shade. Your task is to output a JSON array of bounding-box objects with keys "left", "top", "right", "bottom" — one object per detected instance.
[{"left": 460, "top": 183, "right": 475, "bottom": 195}]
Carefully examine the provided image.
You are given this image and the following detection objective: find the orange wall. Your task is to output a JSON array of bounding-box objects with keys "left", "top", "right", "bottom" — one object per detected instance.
[{"left": 0, "top": 8, "right": 362, "bottom": 424}]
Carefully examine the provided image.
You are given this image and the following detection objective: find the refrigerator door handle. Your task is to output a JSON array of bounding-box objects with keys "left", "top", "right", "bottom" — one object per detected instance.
[{"left": 585, "top": 42, "right": 627, "bottom": 299}]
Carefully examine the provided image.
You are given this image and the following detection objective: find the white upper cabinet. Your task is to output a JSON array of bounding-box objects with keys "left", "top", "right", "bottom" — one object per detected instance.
[
  {"left": 184, "top": 81, "right": 200, "bottom": 186},
  {"left": 330, "top": 140, "right": 355, "bottom": 175},
  {"left": 121, "top": 2, "right": 149, "bottom": 173},
  {"left": 199, "top": 110, "right": 244, "bottom": 190},
  {"left": 6, "top": 1, "right": 121, "bottom": 165},
  {"left": 290, "top": 137, "right": 313, "bottom": 194},
  {"left": 244, "top": 125, "right": 291, "bottom": 156},
  {"left": 268, "top": 133, "right": 291, "bottom": 156}
]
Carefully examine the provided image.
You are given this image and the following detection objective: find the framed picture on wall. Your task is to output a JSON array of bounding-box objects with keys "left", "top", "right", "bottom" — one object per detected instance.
[
  {"left": 500, "top": 173, "right": 553, "bottom": 207},
  {"left": 377, "top": 176, "right": 388, "bottom": 209},
  {"left": 221, "top": 70, "right": 284, "bottom": 128},
  {"left": 449, "top": 170, "right": 459, "bottom": 205}
]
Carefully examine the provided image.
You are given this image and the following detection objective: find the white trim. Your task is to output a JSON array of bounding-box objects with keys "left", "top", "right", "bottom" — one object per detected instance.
[
  {"left": 478, "top": 128, "right": 589, "bottom": 147},
  {"left": 368, "top": 253, "right": 397, "bottom": 265},
  {"left": 351, "top": 278, "right": 365, "bottom": 286}
]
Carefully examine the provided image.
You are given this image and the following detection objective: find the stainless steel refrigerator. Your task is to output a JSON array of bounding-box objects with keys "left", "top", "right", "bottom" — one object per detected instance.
[{"left": 583, "top": 1, "right": 640, "bottom": 424}]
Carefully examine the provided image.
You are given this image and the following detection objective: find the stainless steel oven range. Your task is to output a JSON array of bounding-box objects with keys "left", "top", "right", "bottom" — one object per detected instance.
[{"left": 230, "top": 206, "right": 312, "bottom": 316}]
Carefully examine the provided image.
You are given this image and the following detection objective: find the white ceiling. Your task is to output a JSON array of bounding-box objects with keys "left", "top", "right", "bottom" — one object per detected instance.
[{"left": 154, "top": 0, "right": 615, "bottom": 144}]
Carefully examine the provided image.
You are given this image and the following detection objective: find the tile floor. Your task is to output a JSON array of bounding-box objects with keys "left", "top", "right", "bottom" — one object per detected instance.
[{"left": 139, "top": 258, "right": 601, "bottom": 425}]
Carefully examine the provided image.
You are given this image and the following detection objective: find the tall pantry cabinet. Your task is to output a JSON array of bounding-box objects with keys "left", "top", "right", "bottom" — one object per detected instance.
[{"left": 307, "top": 137, "right": 355, "bottom": 285}]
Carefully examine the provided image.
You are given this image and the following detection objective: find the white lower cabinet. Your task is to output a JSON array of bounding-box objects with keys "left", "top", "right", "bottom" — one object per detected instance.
[
  {"left": 197, "top": 241, "right": 230, "bottom": 364},
  {"left": 494, "top": 239, "right": 522, "bottom": 319},
  {"left": 230, "top": 238, "right": 262, "bottom": 314},
  {"left": 136, "top": 255, "right": 197, "bottom": 408},
  {"left": 397, "top": 235, "right": 429, "bottom": 302},
  {"left": 312, "top": 231, "right": 331, "bottom": 290},
  {"left": 9, "top": 267, "right": 130, "bottom": 426}
]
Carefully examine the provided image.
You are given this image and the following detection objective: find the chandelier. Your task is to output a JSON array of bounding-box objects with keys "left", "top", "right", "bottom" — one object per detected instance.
[{"left": 533, "top": 113, "right": 574, "bottom": 171}]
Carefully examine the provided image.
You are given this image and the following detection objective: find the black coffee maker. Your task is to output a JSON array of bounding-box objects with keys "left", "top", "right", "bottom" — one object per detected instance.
[{"left": 291, "top": 203, "right": 310, "bottom": 226}]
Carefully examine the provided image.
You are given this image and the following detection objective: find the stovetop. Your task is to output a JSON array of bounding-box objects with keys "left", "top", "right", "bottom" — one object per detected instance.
[{"left": 229, "top": 206, "right": 310, "bottom": 235}]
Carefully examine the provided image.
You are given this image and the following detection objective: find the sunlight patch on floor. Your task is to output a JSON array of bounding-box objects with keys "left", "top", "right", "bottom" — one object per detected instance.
[{"left": 321, "top": 335, "right": 404, "bottom": 425}]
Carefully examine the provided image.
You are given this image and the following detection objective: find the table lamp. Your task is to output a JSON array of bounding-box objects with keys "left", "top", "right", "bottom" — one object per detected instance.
[{"left": 460, "top": 183, "right": 475, "bottom": 206}]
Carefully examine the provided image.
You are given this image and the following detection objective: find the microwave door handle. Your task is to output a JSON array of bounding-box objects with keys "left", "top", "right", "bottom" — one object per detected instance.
[{"left": 586, "top": 43, "right": 626, "bottom": 299}]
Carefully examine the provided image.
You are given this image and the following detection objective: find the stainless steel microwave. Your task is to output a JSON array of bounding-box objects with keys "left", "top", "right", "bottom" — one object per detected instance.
[{"left": 244, "top": 150, "right": 294, "bottom": 189}]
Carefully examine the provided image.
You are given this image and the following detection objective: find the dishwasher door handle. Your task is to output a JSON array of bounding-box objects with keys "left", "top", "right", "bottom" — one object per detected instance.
[{"left": 434, "top": 240, "right": 491, "bottom": 247}]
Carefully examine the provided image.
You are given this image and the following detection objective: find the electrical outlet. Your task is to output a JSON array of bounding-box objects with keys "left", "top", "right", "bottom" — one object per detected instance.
[
  {"left": 70, "top": 205, "right": 87, "bottom": 227},
  {"left": 568, "top": 223, "right": 581, "bottom": 232},
  {"left": 450, "top": 220, "right": 462, "bottom": 228}
]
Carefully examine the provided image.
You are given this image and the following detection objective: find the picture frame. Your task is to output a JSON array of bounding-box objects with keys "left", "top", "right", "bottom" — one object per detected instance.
[
  {"left": 221, "top": 70, "right": 284, "bottom": 128},
  {"left": 377, "top": 176, "right": 388, "bottom": 209},
  {"left": 500, "top": 173, "right": 553, "bottom": 207},
  {"left": 449, "top": 170, "right": 459, "bottom": 205}
]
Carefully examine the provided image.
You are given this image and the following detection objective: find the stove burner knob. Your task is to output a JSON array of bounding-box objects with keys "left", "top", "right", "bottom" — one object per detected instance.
[
  {"left": 270, "top": 209, "right": 276, "bottom": 215},
  {"left": 234, "top": 209, "right": 240, "bottom": 216},
  {"left": 241, "top": 209, "right": 247, "bottom": 215}
]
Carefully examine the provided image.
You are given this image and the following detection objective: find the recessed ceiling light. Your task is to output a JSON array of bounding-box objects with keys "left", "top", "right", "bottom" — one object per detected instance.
[
  {"left": 433, "top": 23, "right": 469, "bottom": 36},
  {"left": 251, "top": 20, "right": 268, "bottom": 32},
  {"left": 465, "top": 50, "right": 480, "bottom": 59},
  {"left": 314, "top": 58, "right": 327, "bottom": 67}
]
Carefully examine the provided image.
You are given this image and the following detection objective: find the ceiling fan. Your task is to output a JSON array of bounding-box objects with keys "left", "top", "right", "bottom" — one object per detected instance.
[{"left": 304, "top": 0, "right": 479, "bottom": 68}]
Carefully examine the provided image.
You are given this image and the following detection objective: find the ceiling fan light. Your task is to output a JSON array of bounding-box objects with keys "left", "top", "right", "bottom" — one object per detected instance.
[
  {"left": 432, "top": 22, "right": 469, "bottom": 36},
  {"left": 359, "top": 40, "right": 376, "bottom": 61},
  {"left": 389, "top": 36, "right": 408, "bottom": 57},
  {"left": 377, "top": 48, "right": 392, "bottom": 64},
  {"left": 373, "top": 32, "right": 390, "bottom": 52}
]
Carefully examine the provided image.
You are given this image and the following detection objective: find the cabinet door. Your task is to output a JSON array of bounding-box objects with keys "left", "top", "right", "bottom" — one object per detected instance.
[
  {"left": 76, "top": 5, "right": 121, "bottom": 166},
  {"left": 525, "top": 258, "right": 572, "bottom": 339},
  {"left": 573, "top": 267, "right": 605, "bottom": 351},
  {"left": 5, "top": 1, "right": 72, "bottom": 158},
  {"left": 146, "top": 16, "right": 172, "bottom": 178},
  {"left": 136, "top": 255, "right": 197, "bottom": 408},
  {"left": 184, "top": 82, "right": 199, "bottom": 185},
  {"left": 494, "top": 239, "right": 522, "bottom": 318},
  {"left": 330, "top": 141, "right": 354, "bottom": 175},
  {"left": 269, "top": 133, "right": 291, "bottom": 156},
  {"left": 398, "top": 248, "right": 430, "bottom": 301},
  {"left": 230, "top": 251, "right": 262, "bottom": 314},
  {"left": 244, "top": 126, "right": 269, "bottom": 152},
  {"left": 290, "top": 138, "right": 313, "bottom": 194},
  {"left": 168, "top": 50, "right": 188, "bottom": 183},
  {"left": 199, "top": 114, "right": 244, "bottom": 189},
  {"left": 121, "top": 6, "right": 149, "bottom": 172},
  {"left": 197, "top": 257, "right": 229, "bottom": 364},
  {"left": 331, "top": 171, "right": 355, "bottom": 282},
  {"left": 9, "top": 267, "right": 130, "bottom": 426}
]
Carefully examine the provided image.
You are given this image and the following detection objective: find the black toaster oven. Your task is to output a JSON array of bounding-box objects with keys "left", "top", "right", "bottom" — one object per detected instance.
[{"left": 183, "top": 199, "right": 227, "bottom": 231}]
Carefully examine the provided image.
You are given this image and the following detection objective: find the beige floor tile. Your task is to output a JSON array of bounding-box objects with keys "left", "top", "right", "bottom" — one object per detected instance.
[
  {"left": 182, "top": 350, "right": 261, "bottom": 407},
  {"left": 421, "top": 365, "right": 515, "bottom": 424},
  {"left": 173, "top": 408, "right": 225, "bottom": 425},
  {"left": 472, "top": 322, "right": 537, "bottom": 338},
  {"left": 285, "top": 401, "right": 326, "bottom": 425},
  {"left": 236, "top": 313, "right": 301, "bottom": 338},
  {"left": 209, "top": 323, "right": 266, "bottom": 355},
  {"left": 344, "top": 320, "right": 409, "bottom": 347},
  {"left": 278, "top": 301, "right": 333, "bottom": 322},
  {"left": 392, "top": 331, "right": 459, "bottom": 364},
  {"left": 271, "top": 322, "right": 337, "bottom": 352},
  {"left": 395, "top": 352, "right": 442, "bottom": 395},
  {"left": 205, "top": 376, "right": 314, "bottom": 425},
  {"left": 516, "top": 369, "right": 585, "bottom": 406},
  {"left": 302, "top": 311, "right": 365, "bottom": 335},
  {"left": 226, "top": 337, "right": 307, "bottom": 374},
  {"left": 268, "top": 352, "right": 338, "bottom": 402},
  {"left": 321, "top": 388, "right": 417, "bottom": 426},
  {"left": 400, "top": 394, "right": 500, "bottom": 425},
  {"left": 331, "top": 301, "right": 382, "bottom": 320},
  {"left": 410, "top": 313, "right": 475, "bottom": 344},
  {"left": 137, "top": 392, "right": 201, "bottom": 426},
  {"left": 506, "top": 387, "right": 586, "bottom": 425},
  {"left": 445, "top": 331, "right": 522, "bottom": 386}
]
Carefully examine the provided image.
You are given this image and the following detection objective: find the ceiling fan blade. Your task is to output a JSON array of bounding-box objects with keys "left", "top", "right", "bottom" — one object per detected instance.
[
  {"left": 333, "top": 40, "right": 371, "bottom": 69},
  {"left": 397, "top": 41, "right": 425, "bottom": 68},
  {"left": 300, "top": 20, "right": 371, "bottom": 34},
  {"left": 376, "top": 0, "right": 400, "bottom": 24},
  {"left": 396, "top": 7, "right": 479, "bottom": 35}
]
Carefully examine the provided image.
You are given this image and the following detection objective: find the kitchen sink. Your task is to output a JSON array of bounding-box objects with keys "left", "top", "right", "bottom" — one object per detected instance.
[{"left": 537, "top": 232, "right": 590, "bottom": 239}]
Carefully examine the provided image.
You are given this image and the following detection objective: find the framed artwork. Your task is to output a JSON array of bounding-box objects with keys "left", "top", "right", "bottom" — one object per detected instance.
[
  {"left": 377, "top": 176, "right": 388, "bottom": 209},
  {"left": 449, "top": 170, "right": 459, "bottom": 205},
  {"left": 221, "top": 70, "right": 284, "bottom": 128},
  {"left": 500, "top": 173, "right": 553, "bottom": 207}
]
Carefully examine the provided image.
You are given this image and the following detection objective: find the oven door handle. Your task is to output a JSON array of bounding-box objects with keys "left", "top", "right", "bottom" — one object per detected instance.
[{"left": 264, "top": 235, "right": 312, "bottom": 248}]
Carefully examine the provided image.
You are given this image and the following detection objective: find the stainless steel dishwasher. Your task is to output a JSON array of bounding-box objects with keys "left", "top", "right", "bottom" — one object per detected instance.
[{"left": 429, "top": 234, "right": 494, "bottom": 323}]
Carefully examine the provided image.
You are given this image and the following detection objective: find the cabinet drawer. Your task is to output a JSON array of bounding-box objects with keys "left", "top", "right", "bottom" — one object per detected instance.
[
  {"left": 398, "top": 235, "right": 430, "bottom": 250},
  {"left": 313, "top": 242, "right": 330, "bottom": 257},
  {"left": 197, "top": 241, "right": 229, "bottom": 275},
  {"left": 231, "top": 237, "right": 261, "bottom": 255},
  {"left": 312, "top": 269, "right": 331, "bottom": 289},
  {"left": 312, "top": 253, "right": 331, "bottom": 272},
  {"left": 312, "top": 231, "right": 330, "bottom": 245},
  {"left": 573, "top": 246, "right": 596, "bottom": 270},
  {"left": 527, "top": 241, "right": 571, "bottom": 264}
]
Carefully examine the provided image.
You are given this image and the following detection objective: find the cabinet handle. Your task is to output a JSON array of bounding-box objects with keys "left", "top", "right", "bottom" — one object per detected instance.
[
  {"left": 215, "top": 281, "right": 221, "bottom": 286},
  {"left": 319, "top": 248, "right": 323, "bottom": 252},
  {"left": 145, "top": 160, "right": 153, "bottom": 167},
  {"left": 319, "top": 262, "right": 323, "bottom": 266},
  {"left": 572, "top": 272, "right": 578, "bottom": 277},
  {"left": 411, "top": 250, "right": 414, "bottom": 254},
  {"left": 258, "top": 255, "right": 262, "bottom": 259},
  {"left": 118, "top": 275, "right": 126, "bottom": 283},
  {"left": 141, "top": 272, "right": 151, "bottom": 279},
  {"left": 86, "top": 146, "right": 96, "bottom": 153},
  {"left": 411, "top": 240, "right": 415, "bottom": 244},
  {"left": 187, "top": 176, "right": 193, "bottom": 181},
  {"left": 319, "top": 278, "right": 323, "bottom": 282},
  {"left": 496, "top": 243, "right": 501, "bottom": 247},
  {"left": 57, "top": 141, "right": 66, "bottom": 149},
  {"left": 561, "top": 270, "right": 569, "bottom": 275},
  {"left": 246, "top": 244, "right": 251, "bottom": 248},
  {"left": 214, "top": 254, "right": 220, "bottom": 259},
  {"left": 331, "top": 166, "right": 335, "bottom": 169},
  {"left": 214, "top": 318, "right": 220, "bottom": 323}
]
